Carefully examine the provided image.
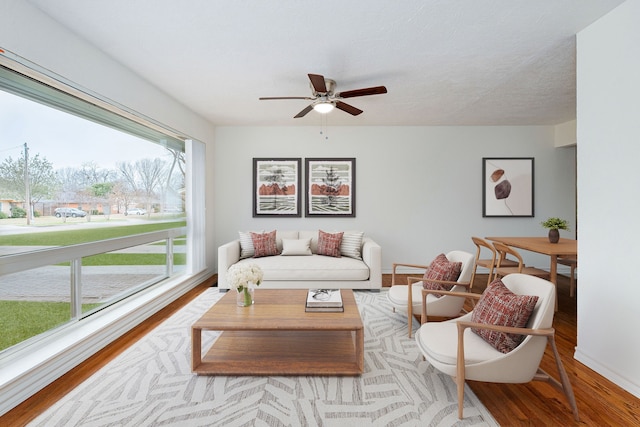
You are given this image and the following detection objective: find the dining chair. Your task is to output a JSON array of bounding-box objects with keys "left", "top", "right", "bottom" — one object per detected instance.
[
  {"left": 493, "top": 241, "right": 550, "bottom": 280},
  {"left": 415, "top": 273, "right": 579, "bottom": 421},
  {"left": 470, "top": 237, "right": 518, "bottom": 287},
  {"left": 388, "top": 250, "right": 474, "bottom": 337},
  {"left": 557, "top": 255, "right": 577, "bottom": 297}
]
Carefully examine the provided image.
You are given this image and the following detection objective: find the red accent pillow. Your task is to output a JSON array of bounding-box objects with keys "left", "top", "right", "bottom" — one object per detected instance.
[
  {"left": 317, "top": 230, "right": 343, "bottom": 257},
  {"left": 470, "top": 279, "right": 539, "bottom": 353},
  {"left": 422, "top": 253, "right": 462, "bottom": 297},
  {"left": 250, "top": 230, "right": 279, "bottom": 257}
]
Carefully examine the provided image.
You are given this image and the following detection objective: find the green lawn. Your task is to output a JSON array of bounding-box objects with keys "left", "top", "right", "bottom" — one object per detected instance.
[
  {"left": 81, "top": 252, "right": 186, "bottom": 266},
  {"left": 0, "top": 221, "right": 186, "bottom": 246},
  {"left": 0, "top": 300, "right": 101, "bottom": 350}
]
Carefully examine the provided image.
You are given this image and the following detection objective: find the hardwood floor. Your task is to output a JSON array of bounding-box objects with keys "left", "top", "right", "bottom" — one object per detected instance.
[{"left": 2, "top": 274, "right": 639, "bottom": 426}]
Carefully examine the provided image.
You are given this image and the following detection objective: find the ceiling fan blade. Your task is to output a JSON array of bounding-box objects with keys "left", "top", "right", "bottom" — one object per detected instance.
[
  {"left": 259, "top": 96, "right": 313, "bottom": 100},
  {"left": 336, "top": 101, "right": 363, "bottom": 116},
  {"left": 308, "top": 74, "right": 327, "bottom": 93},
  {"left": 338, "top": 86, "right": 387, "bottom": 98},
  {"left": 294, "top": 105, "right": 314, "bottom": 118}
]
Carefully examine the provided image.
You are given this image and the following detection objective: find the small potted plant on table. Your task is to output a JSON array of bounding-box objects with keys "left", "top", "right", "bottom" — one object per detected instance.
[{"left": 541, "top": 217, "right": 569, "bottom": 243}]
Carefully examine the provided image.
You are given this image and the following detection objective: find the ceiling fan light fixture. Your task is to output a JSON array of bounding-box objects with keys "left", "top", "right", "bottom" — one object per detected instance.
[{"left": 313, "top": 102, "right": 335, "bottom": 114}]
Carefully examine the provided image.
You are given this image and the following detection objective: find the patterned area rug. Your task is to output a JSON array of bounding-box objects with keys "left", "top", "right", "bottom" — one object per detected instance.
[{"left": 30, "top": 289, "right": 498, "bottom": 427}]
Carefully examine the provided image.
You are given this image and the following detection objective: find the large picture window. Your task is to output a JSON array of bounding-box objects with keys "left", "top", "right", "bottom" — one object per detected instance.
[{"left": 0, "top": 62, "right": 190, "bottom": 354}]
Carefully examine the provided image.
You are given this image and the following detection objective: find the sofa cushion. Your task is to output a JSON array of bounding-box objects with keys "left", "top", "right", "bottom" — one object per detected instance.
[
  {"left": 236, "top": 255, "right": 369, "bottom": 281},
  {"left": 318, "top": 230, "right": 343, "bottom": 257},
  {"left": 341, "top": 231, "right": 364, "bottom": 260},
  {"left": 422, "top": 253, "right": 462, "bottom": 296},
  {"left": 299, "top": 230, "right": 319, "bottom": 253},
  {"left": 251, "top": 230, "right": 279, "bottom": 258},
  {"left": 239, "top": 230, "right": 261, "bottom": 259},
  {"left": 275, "top": 230, "right": 299, "bottom": 252},
  {"left": 281, "top": 238, "right": 312, "bottom": 256},
  {"left": 470, "top": 278, "right": 539, "bottom": 353}
]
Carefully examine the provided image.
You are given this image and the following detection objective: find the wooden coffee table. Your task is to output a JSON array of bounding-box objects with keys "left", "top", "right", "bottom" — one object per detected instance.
[{"left": 192, "top": 288, "right": 364, "bottom": 375}]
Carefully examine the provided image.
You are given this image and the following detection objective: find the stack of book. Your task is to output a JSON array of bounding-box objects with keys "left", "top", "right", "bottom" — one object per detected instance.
[{"left": 305, "top": 289, "right": 344, "bottom": 312}]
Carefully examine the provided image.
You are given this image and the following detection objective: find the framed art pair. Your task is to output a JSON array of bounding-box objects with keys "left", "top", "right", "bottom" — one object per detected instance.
[{"left": 253, "top": 158, "right": 355, "bottom": 218}]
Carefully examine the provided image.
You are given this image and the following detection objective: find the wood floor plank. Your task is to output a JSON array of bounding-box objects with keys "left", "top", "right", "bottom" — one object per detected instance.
[{"left": 2, "top": 273, "right": 640, "bottom": 426}]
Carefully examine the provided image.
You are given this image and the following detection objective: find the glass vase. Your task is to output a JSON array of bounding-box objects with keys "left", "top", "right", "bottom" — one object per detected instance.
[{"left": 236, "top": 286, "right": 254, "bottom": 307}]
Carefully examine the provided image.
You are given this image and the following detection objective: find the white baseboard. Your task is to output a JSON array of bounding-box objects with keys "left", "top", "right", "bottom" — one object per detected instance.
[{"left": 574, "top": 347, "right": 640, "bottom": 399}]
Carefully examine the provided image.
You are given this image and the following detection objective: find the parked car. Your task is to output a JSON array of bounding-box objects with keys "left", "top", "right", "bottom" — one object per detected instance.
[
  {"left": 125, "top": 208, "right": 147, "bottom": 215},
  {"left": 54, "top": 208, "right": 87, "bottom": 218},
  {"left": 163, "top": 207, "right": 183, "bottom": 213}
]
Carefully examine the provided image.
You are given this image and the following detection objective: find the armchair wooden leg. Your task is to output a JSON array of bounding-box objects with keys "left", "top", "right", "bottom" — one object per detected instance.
[
  {"left": 549, "top": 335, "right": 580, "bottom": 421},
  {"left": 456, "top": 322, "right": 467, "bottom": 419},
  {"left": 407, "top": 282, "right": 413, "bottom": 338},
  {"left": 456, "top": 373, "right": 465, "bottom": 419},
  {"left": 535, "top": 335, "right": 580, "bottom": 421}
]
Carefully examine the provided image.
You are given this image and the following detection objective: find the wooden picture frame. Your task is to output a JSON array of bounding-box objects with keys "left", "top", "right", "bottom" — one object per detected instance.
[
  {"left": 305, "top": 158, "right": 356, "bottom": 217},
  {"left": 482, "top": 157, "right": 534, "bottom": 217},
  {"left": 253, "top": 158, "right": 301, "bottom": 217}
]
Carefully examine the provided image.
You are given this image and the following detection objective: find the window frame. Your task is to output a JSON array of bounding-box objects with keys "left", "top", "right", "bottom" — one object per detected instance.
[{"left": 0, "top": 48, "right": 207, "bottom": 416}]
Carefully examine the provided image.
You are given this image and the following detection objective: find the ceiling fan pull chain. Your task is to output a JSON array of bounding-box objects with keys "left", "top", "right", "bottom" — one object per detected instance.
[{"left": 319, "top": 114, "right": 329, "bottom": 140}]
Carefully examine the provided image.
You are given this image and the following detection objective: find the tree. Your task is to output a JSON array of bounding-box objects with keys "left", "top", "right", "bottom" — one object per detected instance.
[
  {"left": 76, "top": 162, "right": 118, "bottom": 218},
  {"left": 118, "top": 158, "right": 167, "bottom": 214},
  {"left": 164, "top": 147, "right": 185, "bottom": 211},
  {"left": 0, "top": 151, "right": 58, "bottom": 217},
  {"left": 109, "top": 179, "right": 134, "bottom": 214}
]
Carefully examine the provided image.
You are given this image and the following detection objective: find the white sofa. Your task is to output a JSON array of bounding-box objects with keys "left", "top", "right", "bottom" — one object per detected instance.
[{"left": 217, "top": 230, "right": 382, "bottom": 291}]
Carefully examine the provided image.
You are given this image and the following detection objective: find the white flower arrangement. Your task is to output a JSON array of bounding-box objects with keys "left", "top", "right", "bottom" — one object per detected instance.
[{"left": 226, "top": 263, "right": 263, "bottom": 292}]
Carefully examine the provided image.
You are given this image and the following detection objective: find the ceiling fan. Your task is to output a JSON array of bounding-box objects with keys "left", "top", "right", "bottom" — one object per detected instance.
[{"left": 259, "top": 73, "right": 387, "bottom": 118}]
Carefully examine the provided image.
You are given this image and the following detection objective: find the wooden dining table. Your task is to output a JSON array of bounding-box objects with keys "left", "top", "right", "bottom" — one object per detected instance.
[{"left": 486, "top": 236, "right": 577, "bottom": 286}]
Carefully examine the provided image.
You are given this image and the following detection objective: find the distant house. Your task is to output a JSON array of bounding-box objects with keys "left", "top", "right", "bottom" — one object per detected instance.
[{"left": 0, "top": 198, "right": 19, "bottom": 217}]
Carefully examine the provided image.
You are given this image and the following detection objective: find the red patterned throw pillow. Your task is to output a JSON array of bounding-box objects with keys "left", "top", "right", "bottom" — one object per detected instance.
[
  {"left": 250, "top": 230, "right": 279, "bottom": 258},
  {"left": 470, "top": 279, "right": 539, "bottom": 353},
  {"left": 317, "top": 230, "right": 344, "bottom": 258},
  {"left": 422, "top": 253, "right": 462, "bottom": 296}
]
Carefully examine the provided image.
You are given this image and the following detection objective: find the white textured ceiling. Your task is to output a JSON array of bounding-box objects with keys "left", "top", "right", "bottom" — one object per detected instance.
[{"left": 28, "top": 0, "right": 624, "bottom": 126}]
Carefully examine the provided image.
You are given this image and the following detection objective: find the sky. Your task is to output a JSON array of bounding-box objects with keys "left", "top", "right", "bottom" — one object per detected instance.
[{"left": 0, "top": 90, "right": 171, "bottom": 171}]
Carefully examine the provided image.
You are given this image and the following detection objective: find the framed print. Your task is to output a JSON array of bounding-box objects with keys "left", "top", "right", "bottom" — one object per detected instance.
[
  {"left": 482, "top": 157, "right": 534, "bottom": 217},
  {"left": 305, "top": 158, "right": 355, "bottom": 217},
  {"left": 253, "top": 158, "right": 301, "bottom": 217}
]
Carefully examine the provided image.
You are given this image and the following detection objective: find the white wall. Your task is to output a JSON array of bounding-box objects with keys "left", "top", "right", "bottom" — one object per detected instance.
[
  {"left": 576, "top": 0, "right": 640, "bottom": 397},
  {"left": 555, "top": 120, "right": 577, "bottom": 147},
  {"left": 214, "top": 126, "right": 577, "bottom": 272}
]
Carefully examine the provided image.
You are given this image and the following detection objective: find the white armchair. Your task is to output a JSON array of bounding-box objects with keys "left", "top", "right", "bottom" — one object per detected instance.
[
  {"left": 388, "top": 250, "right": 474, "bottom": 337},
  {"left": 415, "top": 273, "right": 579, "bottom": 420}
]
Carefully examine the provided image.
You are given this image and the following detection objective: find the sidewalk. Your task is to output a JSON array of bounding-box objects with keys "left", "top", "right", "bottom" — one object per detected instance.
[
  {"left": 1, "top": 245, "right": 186, "bottom": 302},
  {"left": 1, "top": 265, "right": 169, "bottom": 302}
]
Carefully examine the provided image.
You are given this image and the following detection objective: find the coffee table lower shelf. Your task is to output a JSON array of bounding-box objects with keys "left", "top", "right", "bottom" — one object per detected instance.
[{"left": 193, "top": 329, "right": 363, "bottom": 376}]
